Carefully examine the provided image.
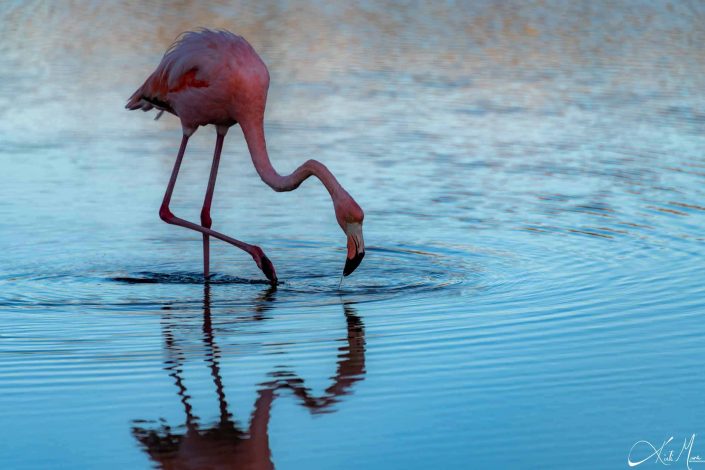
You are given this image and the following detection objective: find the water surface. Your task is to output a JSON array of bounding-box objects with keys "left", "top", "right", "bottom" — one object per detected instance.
[{"left": 1, "top": 1, "right": 705, "bottom": 469}]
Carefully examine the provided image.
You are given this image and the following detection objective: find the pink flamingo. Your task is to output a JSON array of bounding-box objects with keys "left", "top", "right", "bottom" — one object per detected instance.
[{"left": 126, "top": 29, "right": 365, "bottom": 283}]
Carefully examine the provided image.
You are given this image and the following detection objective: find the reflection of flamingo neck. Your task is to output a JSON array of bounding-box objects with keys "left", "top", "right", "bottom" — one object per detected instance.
[{"left": 283, "top": 306, "right": 367, "bottom": 413}]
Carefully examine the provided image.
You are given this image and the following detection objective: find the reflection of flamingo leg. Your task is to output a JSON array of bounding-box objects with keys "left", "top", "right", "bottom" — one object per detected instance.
[
  {"left": 202, "top": 284, "right": 232, "bottom": 424},
  {"left": 248, "top": 387, "right": 275, "bottom": 462},
  {"left": 163, "top": 312, "right": 198, "bottom": 428}
]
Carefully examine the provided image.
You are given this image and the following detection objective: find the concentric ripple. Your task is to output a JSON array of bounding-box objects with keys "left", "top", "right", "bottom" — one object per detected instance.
[{"left": 0, "top": 243, "right": 484, "bottom": 312}]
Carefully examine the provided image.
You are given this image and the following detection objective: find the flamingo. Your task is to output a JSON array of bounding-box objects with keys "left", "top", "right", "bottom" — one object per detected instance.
[{"left": 126, "top": 29, "right": 365, "bottom": 283}]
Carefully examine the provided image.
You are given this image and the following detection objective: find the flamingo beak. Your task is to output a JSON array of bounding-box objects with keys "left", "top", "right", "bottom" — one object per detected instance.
[
  {"left": 260, "top": 255, "right": 278, "bottom": 285},
  {"left": 343, "top": 223, "right": 365, "bottom": 277}
]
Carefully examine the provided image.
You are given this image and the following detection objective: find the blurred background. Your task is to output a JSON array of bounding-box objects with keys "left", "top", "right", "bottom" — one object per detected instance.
[{"left": 1, "top": 1, "right": 704, "bottom": 469}]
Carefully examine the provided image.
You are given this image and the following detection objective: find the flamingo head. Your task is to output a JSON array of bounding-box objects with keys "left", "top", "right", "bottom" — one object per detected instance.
[{"left": 336, "top": 196, "right": 365, "bottom": 277}]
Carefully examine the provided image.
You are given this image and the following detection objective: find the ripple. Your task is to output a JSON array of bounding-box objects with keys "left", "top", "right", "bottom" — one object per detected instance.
[
  {"left": 111, "top": 272, "right": 271, "bottom": 285},
  {"left": 0, "top": 244, "right": 481, "bottom": 311},
  {"left": 280, "top": 245, "right": 472, "bottom": 302}
]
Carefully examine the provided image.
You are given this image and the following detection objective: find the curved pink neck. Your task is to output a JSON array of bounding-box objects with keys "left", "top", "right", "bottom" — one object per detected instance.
[{"left": 240, "top": 118, "right": 347, "bottom": 201}]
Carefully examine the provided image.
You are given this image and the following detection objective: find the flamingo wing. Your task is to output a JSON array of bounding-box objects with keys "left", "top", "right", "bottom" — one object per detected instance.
[{"left": 126, "top": 30, "right": 236, "bottom": 114}]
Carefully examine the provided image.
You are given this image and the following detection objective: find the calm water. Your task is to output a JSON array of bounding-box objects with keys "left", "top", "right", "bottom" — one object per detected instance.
[{"left": 1, "top": 1, "right": 705, "bottom": 469}]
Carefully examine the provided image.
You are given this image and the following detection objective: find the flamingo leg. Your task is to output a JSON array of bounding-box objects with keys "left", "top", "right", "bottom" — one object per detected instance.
[
  {"left": 200, "top": 133, "right": 224, "bottom": 278},
  {"left": 159, "top": 134, "right": 277, "bottom": 283}
]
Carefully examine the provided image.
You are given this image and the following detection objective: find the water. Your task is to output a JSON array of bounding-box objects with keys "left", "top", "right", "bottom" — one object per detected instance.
[{"left": 1, "top": 1, "right": 704, "bottom": 468}]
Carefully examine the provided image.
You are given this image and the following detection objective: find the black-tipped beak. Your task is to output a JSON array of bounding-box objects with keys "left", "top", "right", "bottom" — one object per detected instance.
[
  {"left": 260, "top": 255, "right": 278, "bottom": 285},
  {"left": 343, "top": 251, "right": 365, "bottom": 276}
]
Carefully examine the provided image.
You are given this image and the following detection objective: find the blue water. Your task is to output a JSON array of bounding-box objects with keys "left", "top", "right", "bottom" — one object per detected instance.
[{"left": 1, "top": 1, "right": 705, "bottom": 469}]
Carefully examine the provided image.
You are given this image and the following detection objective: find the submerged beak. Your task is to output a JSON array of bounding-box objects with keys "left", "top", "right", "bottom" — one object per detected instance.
[{"left": 343, "top": 223, "right": 365, "bottom": 277}]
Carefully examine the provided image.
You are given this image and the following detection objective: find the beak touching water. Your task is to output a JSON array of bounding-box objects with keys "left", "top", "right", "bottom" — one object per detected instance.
[{"left": 343, "top": 222, "right": 365, "bottom": 276}]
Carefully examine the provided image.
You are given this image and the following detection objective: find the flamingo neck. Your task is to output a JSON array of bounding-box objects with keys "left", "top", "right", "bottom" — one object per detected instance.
[{"left": 240, "top": 118, "right": 347, "bottom": 200}]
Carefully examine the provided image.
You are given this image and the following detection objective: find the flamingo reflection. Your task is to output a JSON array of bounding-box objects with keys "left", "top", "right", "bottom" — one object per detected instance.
[{"left": 132, "top": 284, "right": 366, "bottom": 469}]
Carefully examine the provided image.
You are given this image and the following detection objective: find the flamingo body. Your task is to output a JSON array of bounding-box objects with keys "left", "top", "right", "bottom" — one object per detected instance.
[{"left": 127, "top": 30, "right": 266, "bottom": 132}]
